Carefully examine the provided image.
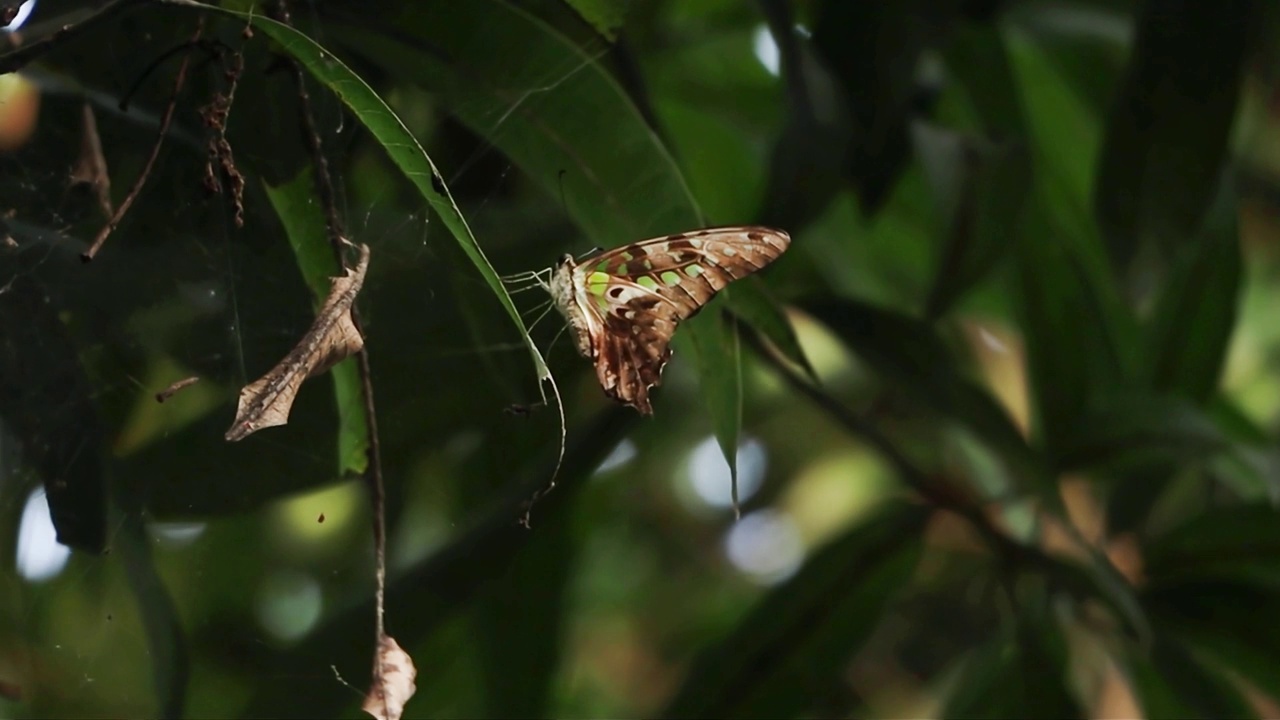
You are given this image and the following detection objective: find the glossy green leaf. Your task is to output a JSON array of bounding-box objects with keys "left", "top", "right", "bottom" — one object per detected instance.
[
  {"left": 1094, "top": 0, "right": 1255, "bottom": 271},
  {"left": 661, "top": 502, "right": 929, "bottom": 719},
  {"left": 262, "top": 169, "right": 369, "bottom": 478}
]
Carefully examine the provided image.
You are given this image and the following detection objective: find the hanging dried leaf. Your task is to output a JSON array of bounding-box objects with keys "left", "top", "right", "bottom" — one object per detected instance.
[
  {"left": 225, "top": 243, "right": 370, "bottom": 441},
  {"left": 69, "top": 102, "right": 113, "bottom": 219},
  {"left": 362, "top": 633, "right": 416, "bottom": 720}
]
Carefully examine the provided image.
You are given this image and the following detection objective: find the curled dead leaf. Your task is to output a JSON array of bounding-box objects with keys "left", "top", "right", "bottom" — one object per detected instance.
[
  {"left": 363, "top": 633, "right": 416, "bottom": 720},
  {"left": 226, "top": 243, "right": 370, "bottom": 441}
]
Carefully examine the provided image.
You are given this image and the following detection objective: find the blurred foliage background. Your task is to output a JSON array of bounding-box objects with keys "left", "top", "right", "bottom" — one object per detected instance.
[{"left": 1, "top": 0, "right": 1280, "bottom": 717}]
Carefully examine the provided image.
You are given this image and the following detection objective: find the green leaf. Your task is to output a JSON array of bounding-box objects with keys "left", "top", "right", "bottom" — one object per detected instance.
[
  {"left": 660, "top": 501, "right": 929, "bottom": 719},
  {"left": 685, "top": 309, "right": 742, "bottom": 509},
  {"left": 726, "top": 278, "right": 815, "bottom": 380},
  {"left": 559, "top": 0, "right": 630, "bottom": 40},
  {"left": 262, "top": 169, "right": 369, "bottom": 478},
  {"left": 1055, "top": 394, "right": 1233, "bottom": 473},
  {"left": 941, "top": 613, "right": 1083, "bottom": 719},
  {"left": 329, "top": 1, "right": 749, "bottom": 470},
  {"left": 1014, "top": 194, "right": 1128, "bottom": 466},
  {"left": 1146, "top": 583, "right": 1280, "bottom": 708},
  {"left": 1144, "top": 181, "right": 1242, "bottom": 403},
  {"left": 804, "top": 298, "right": 1048, "bottom": 489},
  {"left": 1093, "top": 0, "right": 1255, "bottom": 271},
  {"left": 1144, "top": 503, "right": 1280, "bottom": 590},
  {"left": 163, "top": 0, "right": 548, "bottom": 385},
  {"left": 921, "top": 132, "right": 1032, "bottom": 319},
  {"left": 1123, "top": 635, "right": 1258, "bottom": 720}
]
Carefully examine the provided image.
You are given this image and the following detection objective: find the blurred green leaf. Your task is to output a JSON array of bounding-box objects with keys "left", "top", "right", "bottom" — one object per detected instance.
[
  {"left": 263, "top": 169, "right": 369, "bottom": 478},
  {"left": 1056, "top": 394, "right": 1233, "bottom": 473},
  {"left": 941, "top": 612, "right": 1083, "bottom": 719},
  {"left": 1146, "top": 583, "right": 1280, "bottom": 708},
  {"left": 920, "top": 131, "right": 1032, "bottom": 319},
  {"left": 1144, "top": 504, "right": 1280, "bottom": 589},
  {"left": 244, "top": 407, "right": 637, "bottom": 717},
  {"left": 1144, "top": 181, "right": 1242, "bottom": 403},
  {"left": 0, "top": 272, "right": 105, "bottom": 552},
  {"left": 805, "top": 297, "right": 1048, "bottom": 489},
  {"left": 661, "top": 501, "right": 930, "bottom": 719},
  {"left": 1094, "top": 0, "right": 1256, "bottom": 271},
  {"left": 1014, "top": 194, "right": 1129, "bottom": 466},
  {"left": 1124, "top": 635, "right": 1257, "bottom": 720},
  {"left": 559, "top": 0, "right": 630, "bottom": 40}
]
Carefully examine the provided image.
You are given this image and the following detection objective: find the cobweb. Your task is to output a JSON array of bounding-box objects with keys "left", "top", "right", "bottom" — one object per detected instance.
[
  {"left": 0, "top": 3, "right": 625, "bottom": 716},
  {"left": 0, "top": 2, "right": 787, "bottom": 716}
]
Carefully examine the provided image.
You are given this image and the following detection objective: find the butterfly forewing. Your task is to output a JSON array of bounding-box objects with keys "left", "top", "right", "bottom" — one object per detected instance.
[
  {"left": 550, "top": 225, "right": 790, "bottom": 414},
  {"left": 589, "top": 227, "right": 790, "bottom": 318}
]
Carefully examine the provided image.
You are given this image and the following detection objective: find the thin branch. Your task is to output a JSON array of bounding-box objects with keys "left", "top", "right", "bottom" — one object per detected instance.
[
  {"left": 271, "top": 0, "right": 386, "bottom": 646},
  {"left": 0, "top": 0, "right": 150, "bottom": 75},
  {"left": 82, "top": 19, "right": 204, "bottom": 262}
]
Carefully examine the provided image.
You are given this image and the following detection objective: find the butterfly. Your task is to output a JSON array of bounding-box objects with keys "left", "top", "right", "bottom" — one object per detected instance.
[{"left": 513, "top": 226, "right": 790, "bottom": 415}]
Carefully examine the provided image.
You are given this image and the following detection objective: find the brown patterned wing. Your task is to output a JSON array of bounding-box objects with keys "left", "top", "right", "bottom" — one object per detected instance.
[
  {"left": 591, "top": 226, "right": 791, "bottom": 319},
  {"left": 586, "top": 281, "right": 682, "bottom": 414},
  {"left": 579, "top": 227, "right": 789, "bottom": 414}
]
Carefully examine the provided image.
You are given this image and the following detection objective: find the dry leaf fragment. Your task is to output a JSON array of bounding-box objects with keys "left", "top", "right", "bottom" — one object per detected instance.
[
  {"left": 155, "top": 376, "right": 200, "bottom": 403},
  {"left": 225, "top": 243, "right": 370, "bottom": 441},
  {"left": 69, "top": 103, "right": 113, "bottom": 219},
  {"left": 363, "top": 634, "right": 416, "bottom": 720}
]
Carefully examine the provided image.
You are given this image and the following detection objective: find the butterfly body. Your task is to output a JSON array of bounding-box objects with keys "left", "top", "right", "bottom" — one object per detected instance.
[{"left": 546, "top": 226, "right": 790, "bottom": 414}]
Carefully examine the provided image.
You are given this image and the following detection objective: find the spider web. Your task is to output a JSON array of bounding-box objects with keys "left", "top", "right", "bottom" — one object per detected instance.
[{"left": 0, "top": 3, "right": 628, "bottom": 716}]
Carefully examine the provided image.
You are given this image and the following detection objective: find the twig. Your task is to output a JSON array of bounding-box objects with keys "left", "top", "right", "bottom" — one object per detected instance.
[
  {"left": 82, "top": 19, "right": 204, "bottom": 262},
  {"left": 271, "top": 0, "right": 386, "bottom": 646},
  {"left": 0, "top": 0, "right": 149, "bottom": 75}
]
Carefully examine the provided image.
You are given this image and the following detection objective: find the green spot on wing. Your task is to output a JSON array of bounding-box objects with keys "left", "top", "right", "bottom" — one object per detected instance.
[
  {"left": 638, "top": 276, "right": 659, "bottom": 290},
  {"left": 685, "top": 265, "right": 704, "bottom": 278},
  {"left": 661, "top": 270, "right": 682, "bottom": 286},
  {"left": 587, "top": 271, "right": 611, "bottom": 293}
]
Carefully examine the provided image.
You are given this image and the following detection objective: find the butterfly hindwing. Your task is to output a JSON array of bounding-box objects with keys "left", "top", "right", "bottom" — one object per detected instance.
[{"left": 547, "top": 225, "right": 790, "bottom": 414}]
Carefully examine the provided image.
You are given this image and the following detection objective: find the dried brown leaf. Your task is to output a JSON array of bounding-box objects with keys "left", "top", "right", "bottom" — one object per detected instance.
[
  {"left": 362, "top": 634, "right": 416, "bottom": 720},
  {"left": 69, "top": 102, "right": 113, "bottom": 218},
  {"left": 155, "top": 375, "right": 200, "bottom": 403},
  {"left": 225, "top": 243, "right": 369, "bottom": 441}
]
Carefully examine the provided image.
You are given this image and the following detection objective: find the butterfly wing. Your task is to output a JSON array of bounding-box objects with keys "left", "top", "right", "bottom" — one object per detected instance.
[
  {"left": 590, "top": 226, "right": 791, "bottom": 319},
  {"left": 572, "top": 226, "right": 790, "bottom": 414}
]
